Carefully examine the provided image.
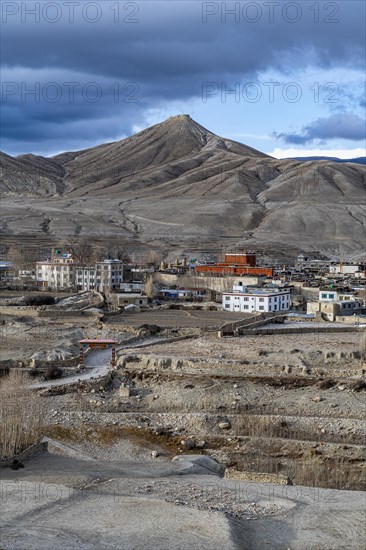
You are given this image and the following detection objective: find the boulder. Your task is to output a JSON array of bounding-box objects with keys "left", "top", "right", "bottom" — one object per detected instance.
[
  {"left": 119, "top": 386, "right": 130, "bottom": 397},
  {"left": 172, "top": 455, "right": 225, "bottom": 477},
  {"left": 180, "top": 438, "right": 196, "bottom": 450},
  {"left": 312, "top": 395, "right": 323, "bottom": 403},
  {"left": 55, "top": 291, "right": 104, "bottom": 311},
  {"left": 218, "top": 421, "right": 231, "bottom": 430},
  {"left": 139, "top": 324, "right": 161, "bottom": 335},
  {"left": 125, "top": 304, "right": 140, "bottom": 313}
]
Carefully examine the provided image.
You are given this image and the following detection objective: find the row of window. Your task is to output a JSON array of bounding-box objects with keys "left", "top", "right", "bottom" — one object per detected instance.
[
  {"left": 39, "top": 266, "right": 71, "bottom": 272},
  {"left": 226, "top": 295, "right": 290, "bottom": 302}
]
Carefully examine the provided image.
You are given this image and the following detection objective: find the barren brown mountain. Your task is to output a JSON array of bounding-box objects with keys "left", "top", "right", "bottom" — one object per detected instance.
[{"left": 1, "top": 115, "right": 365, "bottom": 257}]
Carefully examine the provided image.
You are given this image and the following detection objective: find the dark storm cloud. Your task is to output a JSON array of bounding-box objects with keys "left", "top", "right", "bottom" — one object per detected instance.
[
  {"left": 1, "top": 0, "right": 365, "bottom": 155},
  {"left": 275, "top": 113, "right": 366, "bottom": 144}
]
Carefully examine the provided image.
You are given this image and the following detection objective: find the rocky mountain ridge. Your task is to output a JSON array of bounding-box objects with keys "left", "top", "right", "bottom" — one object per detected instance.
[{"left": 1, "top": 115, "right": 365, "bottom": 257}]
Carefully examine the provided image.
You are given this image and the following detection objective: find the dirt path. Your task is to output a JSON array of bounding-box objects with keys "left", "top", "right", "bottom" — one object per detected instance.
[
  {"left": 31, "top": 336, "right": 181, "bottom": 389},
  {"left": 30, "top": 348, "right": 113, "bottom": 389}
]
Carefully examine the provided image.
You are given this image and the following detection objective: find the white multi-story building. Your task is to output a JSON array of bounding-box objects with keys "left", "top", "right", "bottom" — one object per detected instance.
[
  {"left": 36, "top": 254, "right": 75, "bottom": 290},
  {"left": 75, "top": 266, "right": 96, "bottom": 291},
  {"left": 75, "top": 260, "right": 123, "bottom": 292},
  {"left": 37, "top": 255, "right": 123, "bottom": 292},
  {"left": 95, "top": 260, "right": 123, "bottom": 292},
  {"left": 222, "top": 286, "right": 291, "bottom": 313}
]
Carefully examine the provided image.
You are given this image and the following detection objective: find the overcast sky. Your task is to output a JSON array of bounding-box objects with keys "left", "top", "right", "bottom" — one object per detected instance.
[{"left": 1, "top": 0, "right": 365, "bottom": 158}]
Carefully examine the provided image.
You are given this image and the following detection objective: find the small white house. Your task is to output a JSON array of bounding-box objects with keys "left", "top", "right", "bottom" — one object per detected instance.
[
  {"left": 319, "top": 290, "right": 362, "bottom": 303},
  {"left": 120, "top": 281, "right": 146, "bottom": 293},
  {"left": 329, "top": 264, "right": 363, "bottom": 275},
  {"left": 307, "top": 290, "right": 364, "bottom": 320},
  {"left": 222, "top": 286, "right": 291, "bottom": 313},
  {"left": 116, "top": 293, "right": 148, "bottom": 307}
]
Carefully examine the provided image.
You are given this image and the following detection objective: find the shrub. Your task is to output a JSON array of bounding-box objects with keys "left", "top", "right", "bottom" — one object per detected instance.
[
  {"left": 352, "top": 380, "right": 366, "bottom": 392},
  {"left": 318, "top": 379, "right": 336, "bottom": 390},
  {"left": 0, "top": 370, "right": 43, "bottom": 458},
  {"left": 24, "top": 295, "right": 55, "bottom": 306},
  {"left": 43, "top": 365, "right": 62, "bottom": 381},
  {"left": 359, "top": 332, "right": 366, "bottom": 361}
]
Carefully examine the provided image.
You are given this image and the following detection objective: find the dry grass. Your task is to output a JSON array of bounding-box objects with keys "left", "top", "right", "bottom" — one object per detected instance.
[
  {"left": 0, "top": 370, "right": 44, "bottom": 458},
  {"left": 43, "top": 424, "right": 193, "bottom": 457}
]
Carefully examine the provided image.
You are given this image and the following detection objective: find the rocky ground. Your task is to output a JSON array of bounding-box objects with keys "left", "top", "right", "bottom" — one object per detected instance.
[
  {"left": 1, "top": 300, "right": 365, "bottom": 548},
  {"left": 1, "top": 438, "right": 365, "bottom": 550},
  {"left": 32, "top": 326, "right": 366, "bottom": 493}
]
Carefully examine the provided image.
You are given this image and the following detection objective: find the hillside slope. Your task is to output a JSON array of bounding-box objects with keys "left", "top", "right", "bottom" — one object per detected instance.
[{"left": 1, "top": 115, "right": 365, "bottom": 256}]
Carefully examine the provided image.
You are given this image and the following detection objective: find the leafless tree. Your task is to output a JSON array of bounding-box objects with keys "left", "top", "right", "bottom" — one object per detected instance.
[
  {"left": 146, "top": 250, "right": 164, "bottom": 266},
  {"left": 145, "top": 275, "right": 154, "bottom": 300},
  {"left": 359, "top": 331, "right": 366, "bottom": 361},
  {"left": 100, "top": 242, "right": 127, "bottom": 261},
  {"left": 63, "top": 238, "right": 94, "bottom": 265},
  {"left": 0, "top": 370, "right": 43, "bottom": 458}
]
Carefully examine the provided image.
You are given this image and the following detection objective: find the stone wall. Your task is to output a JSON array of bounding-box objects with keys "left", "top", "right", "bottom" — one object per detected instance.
[
  {"left": 0, "top": 305, "right": 102, "bottom": 319},
  {"left": 335, "top": 315, "right": 366, "bottom": 325},
  {"left": 0, "top": 348, "right": 92, "bottom": 370},
  {"left": 153, "top": 273, "right": 260, "bottom": 293},
  {"left": 219, "top": 311, "right": 286, "bottom": 335},
  {"left": 241, "top": 325, "right": 357, "bottom": 336},
  {"left": 225, "top": 469, "right": 290, "bottom": 485},
  {"left": 0, "top": 306, "right": 41, "bottom": 318}
]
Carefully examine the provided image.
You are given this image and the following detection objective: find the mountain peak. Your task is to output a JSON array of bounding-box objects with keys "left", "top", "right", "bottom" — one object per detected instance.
[
  {"left": 1, "top": 116, "right": 365, "bottom": 257},
  {"left": 167, "top": 114, "right": 192, "bottom": 121},
  {"left": 150, "top": 114, "right": 213, "bottom": 138}
]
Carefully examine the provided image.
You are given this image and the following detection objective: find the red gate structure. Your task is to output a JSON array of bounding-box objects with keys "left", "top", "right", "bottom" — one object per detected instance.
[{"left": 79, "top": 339, "right": 117, "bottom": 368}]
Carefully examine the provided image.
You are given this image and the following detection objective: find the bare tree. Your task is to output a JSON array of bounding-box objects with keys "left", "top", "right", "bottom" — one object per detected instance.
[
  {"left": 146, "top": 250, "right": 164, "bottom": 266},
  {"left": 63, "top": 238, "right": 94, "bottom": 265},
  {"left": 145, "top": 275, "right": 154, "bottom": 300},
  {"left": 0, "top": 370, "right": 44, "bottom": 458},
  {"left": 101, "top": 242, "right": 127, "bottom": 261},
  {"left": 359, "top": 331, "right": 366, "bottom": 362}
]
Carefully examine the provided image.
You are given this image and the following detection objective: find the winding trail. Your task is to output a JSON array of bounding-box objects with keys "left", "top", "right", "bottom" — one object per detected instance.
[
  {"left": 31, "top": 348, "right": 113, "bottom": 389},
  {"left": 31, "top": 336, "right": 181, "bottom": 390}
]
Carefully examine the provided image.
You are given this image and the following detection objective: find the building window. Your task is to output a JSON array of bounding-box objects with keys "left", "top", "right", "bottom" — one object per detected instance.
[
  {"left": 225, "top": 296, "right": 230, "bottom": 301},
  {"left": 259, "top": 306, "right": 264, "bottom": 310},
  {"left": 259, "top": 298, "right": 264, "bottom": 302},
  {"left": 321, "top": 293, "right": 327, "bottom": 299},
  {"left": 244, "top": 305, "right": 249, "bottom": 309}
]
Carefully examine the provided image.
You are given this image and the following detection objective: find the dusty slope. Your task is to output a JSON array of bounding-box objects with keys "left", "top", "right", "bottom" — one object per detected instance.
[
  {"left": 1, "top": 443, "right": 365, "bottom": 550},
  {"left": 1, "top": 115, "right": 365, "bottom": 255}
]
